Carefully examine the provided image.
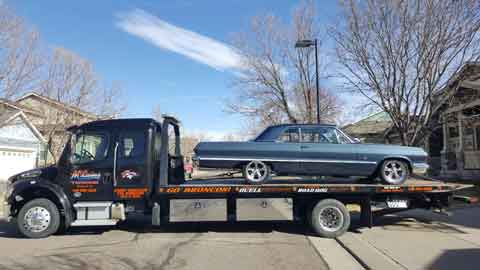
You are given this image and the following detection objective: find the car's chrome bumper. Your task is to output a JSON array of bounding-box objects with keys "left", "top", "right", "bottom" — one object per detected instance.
[{"left": 412, "top": 162, "right": 429, "bottom": 175}]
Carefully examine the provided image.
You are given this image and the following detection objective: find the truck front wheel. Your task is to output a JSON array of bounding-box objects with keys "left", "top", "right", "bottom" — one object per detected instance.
[
  {"left": 310, "top": 199, "right": 350, "bottom": 238},
  {"left": 17, "top": 198, "right": 60, "bottom": 238}
]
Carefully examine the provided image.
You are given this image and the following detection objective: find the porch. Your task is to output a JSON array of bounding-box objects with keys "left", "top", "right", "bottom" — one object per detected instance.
[{"left": 441, "top": 100, "right": 480, "bottom": 180}]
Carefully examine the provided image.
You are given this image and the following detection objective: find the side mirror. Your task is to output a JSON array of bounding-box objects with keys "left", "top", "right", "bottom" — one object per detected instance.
[{"left": 353, "top": 138, "right": 361, "bottom": 143}]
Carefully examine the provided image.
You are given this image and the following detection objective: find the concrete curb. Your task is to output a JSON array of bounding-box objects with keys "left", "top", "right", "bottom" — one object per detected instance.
[
  {"left": 337, "top": 233, "right": 406, "bottom": 270},
  {"left": 307, "top": 236, "right": 366, "bottom": 270}
]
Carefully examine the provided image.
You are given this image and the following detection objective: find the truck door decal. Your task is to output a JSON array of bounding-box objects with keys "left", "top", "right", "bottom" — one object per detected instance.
[
  {"left": 114, "top": 188, "right": 148, "bottom": 199},
  {"left": 71, "top": 169, "right": 101, "bottom": 184}
]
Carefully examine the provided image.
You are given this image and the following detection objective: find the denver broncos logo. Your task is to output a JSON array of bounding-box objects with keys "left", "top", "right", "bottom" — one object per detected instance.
[{"left": 121, "top": 170, "right": 138, "bottom": 180}]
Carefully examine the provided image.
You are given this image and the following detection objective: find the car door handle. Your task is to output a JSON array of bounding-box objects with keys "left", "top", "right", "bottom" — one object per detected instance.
[{"left": 300, "top": 145, "right": 309, "bottom": 149}]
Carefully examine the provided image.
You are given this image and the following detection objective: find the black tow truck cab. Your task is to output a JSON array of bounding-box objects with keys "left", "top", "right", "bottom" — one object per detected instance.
[{"left": 3, "top": 117, "right": 470, "bottom": 238}]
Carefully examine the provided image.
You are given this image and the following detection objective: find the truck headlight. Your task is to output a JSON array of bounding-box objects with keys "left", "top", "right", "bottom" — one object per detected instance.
[
  {"left": 20, "top": 169, "right": 42, "bottom": 178},
  {"left": 5, "top": 180, "right": 13, "bottom": 200}
]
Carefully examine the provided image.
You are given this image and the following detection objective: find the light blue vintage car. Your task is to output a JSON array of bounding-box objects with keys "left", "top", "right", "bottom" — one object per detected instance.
[{"left": 193, "top": 124, "right": 429, "bottom": 184}]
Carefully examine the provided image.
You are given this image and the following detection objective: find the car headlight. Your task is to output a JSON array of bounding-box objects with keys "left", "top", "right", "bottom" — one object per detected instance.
[{"left": 19, "top": 169, "right": 42, "bottom": 178}]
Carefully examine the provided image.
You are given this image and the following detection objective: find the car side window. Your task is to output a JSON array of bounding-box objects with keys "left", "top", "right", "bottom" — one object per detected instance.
[
  {"left": 301, "top": 127, "right": 339, "bottom": 144},
  {"left": 278, "top": 128, "right": 299, "bottom": 143},
  {"left": 120, "top": 132, "right": 145, "bottom": 159}
]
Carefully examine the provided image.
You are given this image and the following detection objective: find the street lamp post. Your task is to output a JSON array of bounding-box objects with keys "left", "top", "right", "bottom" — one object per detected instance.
[{"left": 295, "top": 39, "right": 320, "bottom": 124}]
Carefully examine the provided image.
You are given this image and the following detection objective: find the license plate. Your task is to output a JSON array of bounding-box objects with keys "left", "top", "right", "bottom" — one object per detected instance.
[{"left": 386, "top": 200, "right": 409, "bottom": 209}]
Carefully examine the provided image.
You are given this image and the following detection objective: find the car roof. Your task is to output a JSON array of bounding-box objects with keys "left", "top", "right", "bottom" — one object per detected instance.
[
  {"left": 254, "top": 123, "right": 339, "bottom": 141},
  {"left": 268, "top": 123, "right": 337, "bottom": 128}
]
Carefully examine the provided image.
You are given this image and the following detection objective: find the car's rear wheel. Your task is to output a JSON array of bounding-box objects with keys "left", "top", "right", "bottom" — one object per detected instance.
[
  {"left": 379, "top": 159, "right": 409, "bottom": 185},
  {"left": 243, "top": 160, "right": 271, "bottom": 184},
  {"left": 17, "top": 198, "right": 60, "bottom": 238}
]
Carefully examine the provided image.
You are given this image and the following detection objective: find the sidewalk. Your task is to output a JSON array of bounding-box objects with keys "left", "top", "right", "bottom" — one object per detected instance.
[{"left": 339, "top": 206, "right": 480, "bottom": 270}]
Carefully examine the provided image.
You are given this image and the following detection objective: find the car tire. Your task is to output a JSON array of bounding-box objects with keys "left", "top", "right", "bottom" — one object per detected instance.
[
  {"left": 379, "top": 159, "right": 409, "bottom": 185},
  {"left": 17, "top": 198, "right": 60, "bottom": 239},
  {"left": 310, "top": 199, "right": 350, "bottom": 238},
  {"left": 243, "top": 160, "right": 271, "bottom": 184}
]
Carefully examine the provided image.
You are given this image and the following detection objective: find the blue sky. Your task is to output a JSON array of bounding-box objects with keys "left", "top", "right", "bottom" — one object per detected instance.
[{"left": 8, "top": 0, "right": 343, "bottom": 138}]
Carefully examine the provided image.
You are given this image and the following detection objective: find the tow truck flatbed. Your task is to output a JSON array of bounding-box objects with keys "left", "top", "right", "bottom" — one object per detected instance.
[
  {"left": 151, "top": 176, "right": 472, "bottom": 236},
  {"left": 158, "top": 177, "right": 469, "bottom": 195}
]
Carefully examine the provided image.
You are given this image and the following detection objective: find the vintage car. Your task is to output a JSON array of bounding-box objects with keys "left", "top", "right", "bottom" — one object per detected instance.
[{"left": 193, "top": 124, "right": 429, "bottom": 184}]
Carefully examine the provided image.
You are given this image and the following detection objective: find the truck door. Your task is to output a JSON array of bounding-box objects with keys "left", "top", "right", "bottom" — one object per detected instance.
[
  {"left": 69, "top": 132, "right": 114, "bottom": 201},
  {"left": 112, "top": 131, "right": 149, "bottom": 200}
]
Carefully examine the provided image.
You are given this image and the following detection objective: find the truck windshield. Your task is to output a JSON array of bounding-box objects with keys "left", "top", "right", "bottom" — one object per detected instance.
[{"left": 71, "top": 133, "right": 109, "bottom": 164}]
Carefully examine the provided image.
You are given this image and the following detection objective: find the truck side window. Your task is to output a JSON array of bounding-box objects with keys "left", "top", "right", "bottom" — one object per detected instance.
[
  {"left": 120, "top": 132, "right": 145, "bottom": 159},
  {"left": 72, "top": 133, "right": 109, "bottom": 164}
]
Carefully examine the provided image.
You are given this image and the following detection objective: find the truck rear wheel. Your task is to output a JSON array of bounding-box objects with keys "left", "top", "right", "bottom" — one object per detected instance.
[
  {"left": 310, "top": 199, "right": 350, "bottom": 238},
  {"left": 17, "top": 198, "right": 60, "bottom": 238}
]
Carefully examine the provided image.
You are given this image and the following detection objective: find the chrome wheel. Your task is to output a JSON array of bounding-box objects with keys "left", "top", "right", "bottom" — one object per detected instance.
[
  {"left": 23, "top": 206, "right": 51, "bottom": 233},
  {"left": 318, "top": 206, "right": 344, "bottom": 232},
  {"left": 382, "top": 160, "right": 407, "bottom": 184},
  {"left": 245, "top": 161, "right": 268, "bottom": 183}
]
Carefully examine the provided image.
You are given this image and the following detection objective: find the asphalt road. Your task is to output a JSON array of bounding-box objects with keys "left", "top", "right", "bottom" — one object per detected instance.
[{"left": 0, "top": 201, "right": 329, "bottom": 270}]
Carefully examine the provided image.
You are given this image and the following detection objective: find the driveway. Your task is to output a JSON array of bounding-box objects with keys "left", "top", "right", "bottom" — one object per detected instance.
[
  {"left": 1, "top": 195, "right": 480, "bottom": 270},
  {"left": 338, "top": 205, "right": 480, "bottom": 270},
  {"left": 0, "top": 206, "right": 330, "bottom": 270}
]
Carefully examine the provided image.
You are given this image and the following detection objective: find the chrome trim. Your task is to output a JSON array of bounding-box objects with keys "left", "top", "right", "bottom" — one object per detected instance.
[
  {"left": 113, "top": 142, "right": 119, "bottom": 187},
  {"left": 412, "top": 162, "right": 429, "bottom": 175},
  {"left": 197, "top": 156, "right": 377, "bottom": 164},
  {"left": 335, "top": 128, "right": 355, "bottom": 144}
]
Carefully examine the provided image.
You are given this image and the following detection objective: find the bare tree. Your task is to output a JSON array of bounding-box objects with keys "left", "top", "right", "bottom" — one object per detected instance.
[
  {"left": 0, "top": 3, "right": 42, "bottom": 99},
  {"left": 331, "top": 0, "right": 480, "bottom": 146},
  {"left": 39, "top": 47, "right": 126, "bottom": 160},
  {"left": 227, "top": 1, "right": 342, "bottom": 130}
]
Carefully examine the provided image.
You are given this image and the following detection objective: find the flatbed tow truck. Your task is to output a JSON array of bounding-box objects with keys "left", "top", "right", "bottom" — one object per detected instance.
[{"left": 2, "top": 117, "right": 472, "bottom": 238}]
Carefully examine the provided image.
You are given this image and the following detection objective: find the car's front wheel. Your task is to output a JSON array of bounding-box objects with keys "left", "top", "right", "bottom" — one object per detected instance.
[
  {"left": 243, "top": 160, "right": 271, "bottom": 184},
  {"left": 379, "top": 159, "right": 409, "bottom": 185},
  {"left": 17, "top": 198, "right": 60, "bottom": 238}
]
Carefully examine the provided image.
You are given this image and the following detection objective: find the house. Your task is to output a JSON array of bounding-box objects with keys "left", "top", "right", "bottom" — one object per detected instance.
[
  {"left": 342, "top": 112, "right": 393, "bottom": 144},
  {"left": 432, "top": 62, "right": 480, "bottom": 179},
  {"left": 15, "top": 93, "right": 98, "bottom": 161},
  {"left": 342, "top": 62, "right": 480, "bottom": 180},
  {"left": 0, "top": 110, "right": 46, "bottom": 181},
  {"left": 0, "top": 92, "right": 98, "bottom": 181}
]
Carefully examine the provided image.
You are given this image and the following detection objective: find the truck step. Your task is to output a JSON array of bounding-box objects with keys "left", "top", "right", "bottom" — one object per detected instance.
[{"left": 70, "top": 219, "right": 119, "bottom": 226}]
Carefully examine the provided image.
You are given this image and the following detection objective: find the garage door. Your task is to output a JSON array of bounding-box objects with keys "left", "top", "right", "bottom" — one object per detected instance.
[{"left": 0, "top": 150, "right": 37, "bottom": 181}]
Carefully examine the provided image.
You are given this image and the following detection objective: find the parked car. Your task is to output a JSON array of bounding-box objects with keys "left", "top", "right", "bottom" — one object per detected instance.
[{"left": 193, "top": 124, "right": 429, "bottom": 184}]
